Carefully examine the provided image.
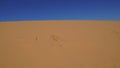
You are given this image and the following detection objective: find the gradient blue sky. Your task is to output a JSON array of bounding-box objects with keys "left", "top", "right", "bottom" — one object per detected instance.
[{"left": 0, "top": 0, "right": 120, "bottom": 21}]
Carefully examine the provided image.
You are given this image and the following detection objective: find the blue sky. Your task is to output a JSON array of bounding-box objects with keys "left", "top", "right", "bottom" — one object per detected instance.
[{"left": 0, "top": 0, "right": 120, "bottom": 21}]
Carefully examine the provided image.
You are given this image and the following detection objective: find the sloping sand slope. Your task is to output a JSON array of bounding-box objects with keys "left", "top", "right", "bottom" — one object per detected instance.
[{"left": 0, "top": 20, "right": 120, "bottom": 68}]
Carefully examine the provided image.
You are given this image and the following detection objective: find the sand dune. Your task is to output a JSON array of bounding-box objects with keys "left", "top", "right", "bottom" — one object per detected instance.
[{"left": 0, "top": 20, "right": 120, "bottom": 68}]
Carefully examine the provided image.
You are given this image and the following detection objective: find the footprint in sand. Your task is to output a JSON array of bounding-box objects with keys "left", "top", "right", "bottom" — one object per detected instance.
[{"left": 50, "top": 35, "right": 64, "bottom": 48}]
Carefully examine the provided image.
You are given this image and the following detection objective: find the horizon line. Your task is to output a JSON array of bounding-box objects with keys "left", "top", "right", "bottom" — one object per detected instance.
[{"left": 0, "top": 20, "right": 120, "bottom": 23}]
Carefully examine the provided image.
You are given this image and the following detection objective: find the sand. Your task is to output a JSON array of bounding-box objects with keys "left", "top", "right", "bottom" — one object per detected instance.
[{"left": 0, "top": 20, "right": 120, "bottom": 68}]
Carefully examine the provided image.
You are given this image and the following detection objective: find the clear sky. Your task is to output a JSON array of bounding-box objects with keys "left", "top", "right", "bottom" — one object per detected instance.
[{"left": 0, "top": 0, "right": 120, "bottom": 21}]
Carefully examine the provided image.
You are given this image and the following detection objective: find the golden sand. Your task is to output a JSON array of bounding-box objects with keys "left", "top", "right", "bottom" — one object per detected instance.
[{"left": 0, "top": 20, "right": 120, "bottom": 68}]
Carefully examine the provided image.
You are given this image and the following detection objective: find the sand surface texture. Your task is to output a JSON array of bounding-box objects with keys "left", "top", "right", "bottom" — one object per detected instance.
[{"left": 0, "top": 20, "right": 120, "bottom": 68}]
